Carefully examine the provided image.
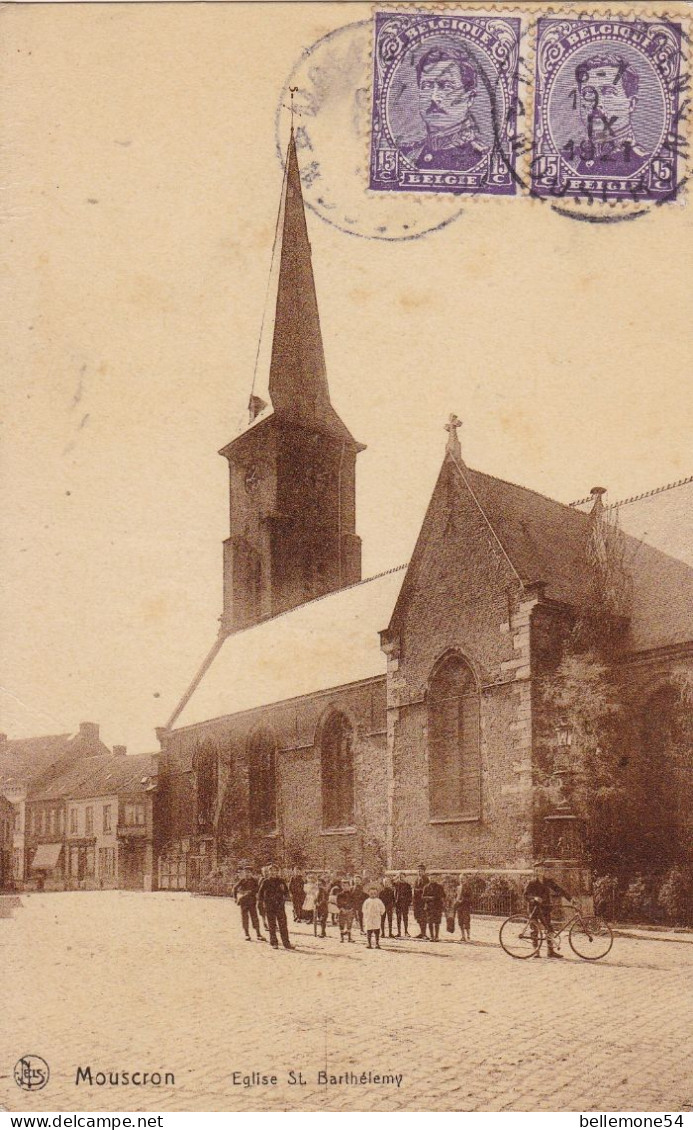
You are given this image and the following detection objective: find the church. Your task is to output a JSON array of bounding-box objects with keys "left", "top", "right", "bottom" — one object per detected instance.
[{"left": 155, "top": 129, "right": 693, "bottom": 892}]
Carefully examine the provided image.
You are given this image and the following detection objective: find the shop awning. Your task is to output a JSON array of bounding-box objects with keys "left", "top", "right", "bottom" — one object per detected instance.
[{"left": 32, "top": 842, "right": 63, "bottom": 870}]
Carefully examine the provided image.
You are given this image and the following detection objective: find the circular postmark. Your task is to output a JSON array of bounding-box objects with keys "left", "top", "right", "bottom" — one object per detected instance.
[
  {"left": 528, "top": 16, "right": 688, "bottom": 222},
  {"left": 14, "top": 1055, "right": 50, "bottom": 1092},
  {"left": 277, "top": 20, "right": 467, "bottom": 240}
]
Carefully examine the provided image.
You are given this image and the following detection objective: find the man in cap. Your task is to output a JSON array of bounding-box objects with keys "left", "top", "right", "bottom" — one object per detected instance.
[
  {"left": 524, "top": 861, "right": 574, "bottom": 959},
  {"left": 258, "top": 864, "right": 293, "bottom": 950},
  {"left": 233, "top": 862, "right": 266, "bottom": 943}
]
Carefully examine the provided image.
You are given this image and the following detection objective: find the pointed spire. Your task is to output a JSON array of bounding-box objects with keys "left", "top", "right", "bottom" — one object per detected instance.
[{"left": 268, "top": 127, "right": 332, "bottom": 427}]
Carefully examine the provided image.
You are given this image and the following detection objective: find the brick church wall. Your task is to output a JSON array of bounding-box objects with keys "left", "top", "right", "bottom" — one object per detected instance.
[
  {"left": 386, "top": 459, "right": 539, "bottom": 871},
  {"left": 164, "top": 676, "right": 388, "bottom": 875},
  {"left": 621, "top": 648, "right": 693, "bottom": 858}
]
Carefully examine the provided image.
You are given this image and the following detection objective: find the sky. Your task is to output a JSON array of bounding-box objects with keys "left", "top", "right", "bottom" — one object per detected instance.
[{"left": 1, "top": 2, "right": 692, "bottom": 752}]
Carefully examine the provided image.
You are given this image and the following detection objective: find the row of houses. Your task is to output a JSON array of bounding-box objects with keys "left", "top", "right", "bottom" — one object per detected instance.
[{"left": 0, "top": 725, "right": 159, "bottom": 891}]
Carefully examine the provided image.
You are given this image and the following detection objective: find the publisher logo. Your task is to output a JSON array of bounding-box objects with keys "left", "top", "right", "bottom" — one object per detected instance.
[{"left": 14, "top": 1055, "right": 50, "bottom": 1091}]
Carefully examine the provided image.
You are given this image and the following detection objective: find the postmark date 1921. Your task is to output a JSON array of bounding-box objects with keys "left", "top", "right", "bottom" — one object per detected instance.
[{"left": 532, "top": 18, "right": 684, "bottom": 202}]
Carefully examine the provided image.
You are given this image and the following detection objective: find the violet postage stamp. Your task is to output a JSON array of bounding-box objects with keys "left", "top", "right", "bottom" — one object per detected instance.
[
  {"left": 531, "top": 17, "right": 684, "bottom": 202},
  {"left": 370, "top": 11, "right": 521, "bottom": 195}
]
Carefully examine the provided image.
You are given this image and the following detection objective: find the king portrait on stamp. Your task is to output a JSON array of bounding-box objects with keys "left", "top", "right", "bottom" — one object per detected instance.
[
  {"left": 532, "top": 18, "right": 683, "bottom": 201},
  {"left": 370, "top": 13, "right": 521, "bottom": 195},
  {"left": 571, "top": 53, "right": 649, "bottom": 176},
  {"left": 399, "top": 46, "right": 489, "bottom": 173}
]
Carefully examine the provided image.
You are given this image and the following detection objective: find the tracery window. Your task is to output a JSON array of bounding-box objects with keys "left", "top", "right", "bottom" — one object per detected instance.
[
  {"left": 195, "top": 744, "right": 219, "bottom": 832},
  {"left": 427, "top": 653, "right": 481, "bottom": 820},
  {"left": 321, "top": 712, "right": 355, "bottom": 829},
  {"left": 248, "top": 729, "right": 277, "bottom": 832}
]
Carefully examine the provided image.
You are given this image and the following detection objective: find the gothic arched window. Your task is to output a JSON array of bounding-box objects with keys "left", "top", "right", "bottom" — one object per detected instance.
[
  {"left": 321, "top": 712, "right": 355, "bottom": 829},
  {"left": 194, "top": 743, "right": 218, "bottom": 833},
  {"left": 248, "top": 729, "right": 276, "bottom": 832},
  {"left": 427, "top": 653, "right": 481, "bottom": 820}
]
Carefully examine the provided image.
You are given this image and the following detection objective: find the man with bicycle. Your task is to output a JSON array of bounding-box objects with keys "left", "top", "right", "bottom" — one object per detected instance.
[{"left": 524, "top": 861, "right": 574, "bottom": 959}]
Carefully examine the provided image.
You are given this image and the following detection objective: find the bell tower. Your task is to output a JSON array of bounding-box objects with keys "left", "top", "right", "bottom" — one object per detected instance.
[{"left": 219, "top": 129, "right": 364, "bottom": 633}]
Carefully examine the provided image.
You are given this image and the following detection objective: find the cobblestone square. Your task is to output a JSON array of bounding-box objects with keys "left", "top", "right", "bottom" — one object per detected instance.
[{"left": 2, "top": 892, "right": 692, "bottom": 1113}]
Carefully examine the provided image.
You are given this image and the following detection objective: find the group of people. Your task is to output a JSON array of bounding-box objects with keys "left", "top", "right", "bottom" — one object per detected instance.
[
  {"left": 233, "top": 862, "right": 474, "bottom": 950},
  {"left": 232, "top": 860, "right": 574, "bottom": 958}
]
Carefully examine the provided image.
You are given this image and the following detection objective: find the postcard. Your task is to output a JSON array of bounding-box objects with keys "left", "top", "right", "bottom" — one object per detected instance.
[{"left": 1, "top": 0, "right": 692, "bottom": 1117}]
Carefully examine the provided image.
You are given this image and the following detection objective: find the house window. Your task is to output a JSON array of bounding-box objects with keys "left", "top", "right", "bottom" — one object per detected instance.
[
  {"left": 49, "top": 809, "right": 57, "bottom": 836},
  {"left": 70, "top": 808, "right": 78, "bottom": 835},
  {"left": 85, "top": 807, "right": 94, "bottom": 835},
  {"left": 124, "top": 802, "right": 145, "bottom": 826},
  {"left": 248, "top": 728, "right": 276, "bottom": 832},
  {"left": 427, "top": 653, "right": 481, "bottom": 820},
  {"left": 85, "top": 846, "right": 95, "bottom": 877},
  {"left": 103, "top": 805, "right": 112, "bottom": 834},
  {"left": 320, "top": 712, "right": 355, "bottom": 830}
]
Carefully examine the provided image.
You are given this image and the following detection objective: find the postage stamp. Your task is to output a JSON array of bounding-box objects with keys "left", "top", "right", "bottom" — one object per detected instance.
[
  {"left": 370, "top": 11, "right": 522, "bottom": 195},
  {"left": 531, "top": 18, "right": 684, "bottom": 202}
]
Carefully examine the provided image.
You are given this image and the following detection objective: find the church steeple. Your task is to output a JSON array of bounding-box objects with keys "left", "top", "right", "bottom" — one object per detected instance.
[
  {"left": 267, "top": 128, "right": 358, "bottom": 444},
  {"left": 218, "top": 127, "right": 364, "bottom": 633}
]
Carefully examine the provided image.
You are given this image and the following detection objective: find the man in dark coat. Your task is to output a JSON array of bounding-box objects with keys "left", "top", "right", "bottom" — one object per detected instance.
[
  {"left": 233, "top": 865, "right": 266, "bottom": 942},
  {"left": 314, "top": 876, "right": 329, "bottom": 938},
  {"left": 378, "top": 877, "right": 396, "bottom": 938},
  {"left": 422, "top": 874, "right": 446, "bottom": 941},
  {"left": 412, "top": 863, "right": 429, "bottom": 938},
  {"left": 393, "top": 872, "right": 413, "bottom": 937},
  {"left": 288, "top": 867, "right": 306, "bottom": 922},
  {"left": 258, "top": 864, "right": 293, "bottom": 950},
  {"left": 524, "top": 862, "right": 573, "bottom": 959}
]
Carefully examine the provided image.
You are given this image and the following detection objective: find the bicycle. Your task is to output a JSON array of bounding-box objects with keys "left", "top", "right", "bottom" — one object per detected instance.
[{"left": 499, "top": 898, "right": 613, "bottom": 961}]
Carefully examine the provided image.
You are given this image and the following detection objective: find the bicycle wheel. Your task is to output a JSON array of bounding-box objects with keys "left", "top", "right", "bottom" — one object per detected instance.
[
  {"left": 569, "top": 915, "right": 613, "bottom": 960},
  {"left": 499, "top": 914, "right": 542, "bottom": 959}
]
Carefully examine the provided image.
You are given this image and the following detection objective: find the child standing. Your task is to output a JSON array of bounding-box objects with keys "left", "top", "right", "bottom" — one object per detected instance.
[
  {"left": 453, "top": 872, "right": 473, "bottom": 942},
  {"left": 362, "top": 886, "right": 386, "bottom": 949},
  {"left": 336, "top": 883, "right": 355, "bottom": 943}
]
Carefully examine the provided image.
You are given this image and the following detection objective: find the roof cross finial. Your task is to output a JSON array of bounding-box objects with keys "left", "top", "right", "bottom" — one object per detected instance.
[
  {"left": 289, "top": 86, "right": 298, "bottom": 134},
  {"left": 445, "top": 413, "right": 463, "bottom": 461}
]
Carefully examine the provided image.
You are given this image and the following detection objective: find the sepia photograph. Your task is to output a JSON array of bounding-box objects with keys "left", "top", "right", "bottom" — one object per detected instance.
[{"left": 1, "top": 0, "right": 692, "bottom": 1118}]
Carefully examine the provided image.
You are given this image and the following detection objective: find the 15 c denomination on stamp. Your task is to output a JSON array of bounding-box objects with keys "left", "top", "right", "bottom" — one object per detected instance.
[
  {"left": 370, "top": 11, "right": 521, "bottom": 195},
  {"left": 531, "top": 17, "right": 684, "bottom": 202}
]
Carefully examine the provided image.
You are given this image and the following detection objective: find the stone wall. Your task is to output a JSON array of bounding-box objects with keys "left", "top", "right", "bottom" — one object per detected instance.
[
  {"left": 162, "top": 676, "right": 388, "bottom": 876},
  {"left": 385, "top": 458, "right": 537, "bottom": 871}
]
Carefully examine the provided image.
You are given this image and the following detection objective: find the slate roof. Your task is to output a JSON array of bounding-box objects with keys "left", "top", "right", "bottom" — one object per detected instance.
[
  {"left": 170, "top": 567, "right": 406, "bottom": 732},
  {"left": 460, "top": 463, "right": 693, "bottom": 652},
  {"left": 611, "top": 478, "right": 693, "bottom": 567},
  {"left": 463, "top": 466, "right": 597, "bottom": 608},
  {"left": 0, "top": 730, "right": 109, "bottom": 788},
  {"left": 167, "top": 462, "right": 693, "bottom": 737},
  {"left": 29, "top": 753, "right": 158, "bottom": 802}
]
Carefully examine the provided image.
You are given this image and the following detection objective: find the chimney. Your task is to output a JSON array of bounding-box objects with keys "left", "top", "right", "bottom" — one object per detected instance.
[
  {"left": 79, "top": 722, "right": 100, "bottom": 746},
  {"left": 112, "top": 745, "right": 127, "bottom": 757},
  {"left": 589, "top": 486, "right": 607, "bottom": 515}
]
